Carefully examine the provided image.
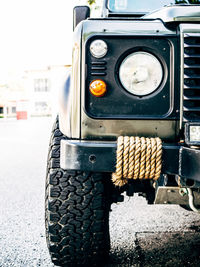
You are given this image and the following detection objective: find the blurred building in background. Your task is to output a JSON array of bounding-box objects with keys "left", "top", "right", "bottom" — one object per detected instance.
[
  {"left": 0, "top": 65, "right": 69, "bottom": 119},
  {"left": 0, "top": 0, "right": 101, "bottom": 120},
  {"left": 0, "top": 71, "right": 27, "bottom": 118},
  {"left": 25, "top": 65, "right": 69, "bottom": 117}
]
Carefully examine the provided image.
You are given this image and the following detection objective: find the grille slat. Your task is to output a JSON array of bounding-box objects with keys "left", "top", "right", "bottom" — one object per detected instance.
[
  {"left": 184, "top": 86, "right": 200, "bottom": 89},
  {"left": 91, "top": 61, "right": 107, "bottom": 65},
  {"left": 184, "top": 75, "right": 200, "bottom": 78},
  {"left": 184, "top": 44, "right": 200, "bottom": 48},
  {"left": 184, "top": 96, "right": 200, "bottom": 100},
  {"left": 184, "top": 65, "right": 200, "bottom": 68},
  {"left": 184, "top": 107, "right": 200, "bottom": 112},
  {"left": 91, "top": 66, "right": 107, "bottom": 70},
  {"left": 90, "top": 61, "right": 107, "bottom": 76},
  {"left": 183, "top": 32, "right": 200, "bottom": 121},
  {"left": 91, "top": 72, "right": 107, "bottom": 76},
  {"left": 184, "top": 55, "right": 200, "bottom": 58}
]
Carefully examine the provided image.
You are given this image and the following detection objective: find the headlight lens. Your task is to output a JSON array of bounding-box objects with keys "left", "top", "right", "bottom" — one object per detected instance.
[
  {"left": 119, "top": 51, "right": 163, "bottom": 96},
  {"left": 90, "top": 40, "right": 108, "bottom": 58}
]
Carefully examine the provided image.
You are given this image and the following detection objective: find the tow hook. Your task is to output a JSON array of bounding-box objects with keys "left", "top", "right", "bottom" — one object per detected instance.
[{"left": 179, "top": 188, "right": 200, "bottom": 213}]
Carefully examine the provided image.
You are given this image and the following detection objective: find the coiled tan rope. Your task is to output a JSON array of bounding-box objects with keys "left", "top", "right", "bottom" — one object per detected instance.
[{"left": 112, "top": 136, "right": 162, "bottom": 187}]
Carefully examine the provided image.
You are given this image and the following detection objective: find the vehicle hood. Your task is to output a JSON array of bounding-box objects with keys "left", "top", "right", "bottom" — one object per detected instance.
[{"left": 143, "top": 5, "right": 200, "bottom": 23}]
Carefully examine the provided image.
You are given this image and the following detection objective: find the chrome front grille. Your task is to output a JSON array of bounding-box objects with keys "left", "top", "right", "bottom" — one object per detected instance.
[{"left": 182, "top": 29, "right": 200, "bottom": 122}]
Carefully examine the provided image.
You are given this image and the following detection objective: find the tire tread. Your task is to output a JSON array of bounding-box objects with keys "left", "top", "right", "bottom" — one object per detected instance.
[{"left": 45, "top": 117, "right": 111, "bottom": 266}]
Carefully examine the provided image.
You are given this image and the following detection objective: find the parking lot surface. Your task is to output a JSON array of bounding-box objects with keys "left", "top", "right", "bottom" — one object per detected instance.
[{"left": 0, "top": 118, "right": 200, "bottom": 266}]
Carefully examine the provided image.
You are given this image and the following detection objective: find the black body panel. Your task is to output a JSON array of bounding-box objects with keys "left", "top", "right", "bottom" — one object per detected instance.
[{"left": 61, "top": 139, "right": 200, "bottom": 183}]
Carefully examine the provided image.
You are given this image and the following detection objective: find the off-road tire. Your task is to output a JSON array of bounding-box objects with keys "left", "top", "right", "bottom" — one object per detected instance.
[{"left": 45, "top": 117, "right": 111, "bottom": 266}]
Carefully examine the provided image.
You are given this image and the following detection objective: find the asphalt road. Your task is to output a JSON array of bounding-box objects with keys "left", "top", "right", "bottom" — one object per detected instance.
[{"left": 0, "top": 117, "right": 200, "bottom": 267}]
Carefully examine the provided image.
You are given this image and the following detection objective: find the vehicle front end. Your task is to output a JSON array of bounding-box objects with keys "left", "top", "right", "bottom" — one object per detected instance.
[
  {"left": 60, "top": 2, "right": 200, "bottom": 208},
  {"left": 46, "top": 1, "right": 200, "bottom": 266}
]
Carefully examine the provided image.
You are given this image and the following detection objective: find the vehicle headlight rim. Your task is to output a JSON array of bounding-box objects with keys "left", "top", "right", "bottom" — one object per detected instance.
[{"left": 118, "top": 51, "right": 164, "bottom": 97}]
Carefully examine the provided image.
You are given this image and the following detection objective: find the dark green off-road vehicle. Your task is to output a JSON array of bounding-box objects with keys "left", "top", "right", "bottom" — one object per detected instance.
[{"left": 45, "top": 0, "right": 200, "bottom": 266}]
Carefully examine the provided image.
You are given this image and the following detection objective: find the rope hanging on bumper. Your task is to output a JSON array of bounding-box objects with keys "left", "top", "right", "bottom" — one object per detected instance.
[{"left": 112, "top": 136, "right": 162, "bottom": 187}]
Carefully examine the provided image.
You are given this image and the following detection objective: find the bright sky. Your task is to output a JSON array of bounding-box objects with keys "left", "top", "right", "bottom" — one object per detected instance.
[{"left": 0, "top": 0, "right": 86, "bottom": 76}]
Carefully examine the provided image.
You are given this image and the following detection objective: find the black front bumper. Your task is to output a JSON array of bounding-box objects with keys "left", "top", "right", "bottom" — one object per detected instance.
[{"left": 60, "top": 140, "right": 200, "bottom": 183}]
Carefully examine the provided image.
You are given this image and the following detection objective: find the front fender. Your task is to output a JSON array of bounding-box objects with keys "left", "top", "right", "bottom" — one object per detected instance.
[
  {"left": 59, "top": 22, "right": 83, "bottom": 139},
  {"left": 59, "top": 69, "right": 72, "bottom": 137}
]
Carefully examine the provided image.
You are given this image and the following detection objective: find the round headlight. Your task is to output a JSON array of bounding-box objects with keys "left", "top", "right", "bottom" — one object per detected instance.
[
  {"left": 119, "top": 52, "right": 163, "bottom": 96},
  {"left": 90, "top": 40, "right": 108, "bottom": 58}
]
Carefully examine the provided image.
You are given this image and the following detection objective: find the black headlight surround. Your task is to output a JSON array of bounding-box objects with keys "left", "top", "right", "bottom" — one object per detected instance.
[
  {"left": 84, "top": 35, "right": 179, "bottom": 120},
  {"left": 116, "top": 46, "right": 167, "bottom": 99}
]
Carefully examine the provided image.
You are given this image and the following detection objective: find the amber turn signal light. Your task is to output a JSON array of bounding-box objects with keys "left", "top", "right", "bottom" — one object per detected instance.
[{"left": 89, "top": 80, "right": 107, "bottom": 97}]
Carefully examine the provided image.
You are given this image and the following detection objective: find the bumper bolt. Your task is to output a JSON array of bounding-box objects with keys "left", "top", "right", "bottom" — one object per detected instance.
[{"left": 179, "top": 188, "right": 188, "bottom": 197}]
